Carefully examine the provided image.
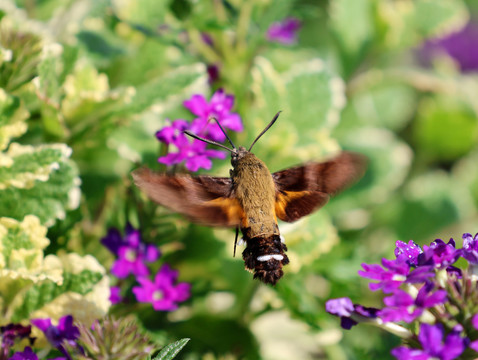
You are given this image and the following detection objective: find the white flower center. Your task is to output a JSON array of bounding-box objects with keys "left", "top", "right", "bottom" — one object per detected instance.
[
  {"left": 153, "top": 290, "right": 163, "bottom": 301},
  {"left": 125, "top": 249, "right": 137, "bottom": 262}
]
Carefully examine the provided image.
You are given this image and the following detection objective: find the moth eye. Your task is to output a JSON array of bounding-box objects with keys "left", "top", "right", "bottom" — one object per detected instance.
[{"left": 237, "top": 238, "right": 246, "bottom": 246}]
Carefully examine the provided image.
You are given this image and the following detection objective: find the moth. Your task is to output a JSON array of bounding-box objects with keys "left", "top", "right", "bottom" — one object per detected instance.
[{"left": 132, "top": 112, "right": 366, "bottom": 285}]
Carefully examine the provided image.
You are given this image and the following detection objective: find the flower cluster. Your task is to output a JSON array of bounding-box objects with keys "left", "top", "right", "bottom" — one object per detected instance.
[
  {"left": 156, "top": 89, "right": 243, "bottom": 172},
  {"left": 101, "top": 224, "right": 191, "bottom": 311},
  {"left": 326, "top": 233, "right": 478, "bottom": 360}
]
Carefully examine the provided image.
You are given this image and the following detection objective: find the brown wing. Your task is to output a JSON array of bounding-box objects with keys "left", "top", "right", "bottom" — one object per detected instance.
[
  {"left": 132, "top": 168, "right": 243, "bottom": 227},
  {"left": 272, "top": 152, "right": 367, "bottom": 222}
]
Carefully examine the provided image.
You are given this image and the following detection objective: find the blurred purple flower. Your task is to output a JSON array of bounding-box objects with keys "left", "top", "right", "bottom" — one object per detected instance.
[
  {"left": 109, "top": 286, "right": 122, "bottom": 304},
  {"left": 395, "top": 240, "right": 422, "bottom": 266},
  {"left": 184, "top": 89, "right": 243, "bottom": 142},
  {"left": 266, "top": 17, "right": 301, "bottom": 45},
  {"left": 101, "top": 225, "right": 160, "bottom": 279},
  {"left": 325, "top": 297, "right": 354, "bottom": 317},
  {"left": 207, "top": 64, "right": 220, "bottom": 85},
  {"left": 419, "top": 21, "right": 478, "bottom": 72},
  {"left": 158, "top": 134, "right": 226, "bottom": 172},
  {"left": 8, "top": 347, "right": 38, "bottom": 360},
  {"left": 132, "top": 264, "right": 191, "bottom": 311},
  {"left": 32, "top": 315, "right": 79, "bottom": 360},
  {"left": 1, "top": 324, "right": 34, "bottom": 359},
  {"left": 391, "top": 323, "right": 465, "bottom": 360},
  {"left": 155, "top": 119, "right": 189, "bottom": 145},
  {"left": 470, "top": 314, "right": 478, "bottom": 352},
  {"left": 325, "top": 297, "right": 379, "bottom": 330}
]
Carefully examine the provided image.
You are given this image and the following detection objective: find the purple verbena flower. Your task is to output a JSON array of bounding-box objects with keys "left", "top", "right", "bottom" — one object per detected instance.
[
  {"left": 379, "top": 282, "right": 447, "bottom": 323},
  {"left": 395, "top": 240, "right": 422, "bottom": 266},
  {"left": 184, "top": 89, "right": 243, "bottom": 142},
  {"left": 419, "top": 21, "right": 478, "bottom": 72},
  {"left": 8, "top": 347, "right": 38, "bottom": 360},
  {"left": 325, "top": 297, "right": 379, "bottom": 330},
  {"left": 358, "top": 258, "right": 410, "bottom": 293},
  {"left": 158, "top": 133, "right": 226, "bottom": 172},
  {"left": 418, "top": 239, "right": 460, "bottom": 268},
  {"left": 266, "top": 17, "right": 301, "bottom": 45},
  {"left": 460, "top": 232, "right": 478, "bottom": 264},
  {"left": 132, "top": 264, "right": 191, "bottom": 311},
  {"left": 101, "top": 225, "right": 160, "bottom": 279},
  {"left": 391, "top": 323, "right": 465, "bottom": 360},
  {"left": 31, "top": 315, "right": 80, "bottom": 360}
]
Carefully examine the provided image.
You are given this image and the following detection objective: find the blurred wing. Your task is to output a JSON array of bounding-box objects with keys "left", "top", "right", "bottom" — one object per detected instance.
[
  {"left": 132, "top": 168, "right": 243, "bottom": 227},
  {"left": 272, "top": 152, "right": 367, "bottom": 222}
]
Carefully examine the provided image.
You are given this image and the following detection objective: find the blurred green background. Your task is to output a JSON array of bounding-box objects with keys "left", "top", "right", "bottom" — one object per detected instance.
[{"left": 1, "top": 0, "right": 478, "bottom": 359}]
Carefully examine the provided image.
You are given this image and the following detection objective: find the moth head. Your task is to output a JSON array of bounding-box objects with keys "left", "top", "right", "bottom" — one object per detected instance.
[{"left": 231, "top": 146, "right": 248, "bottom": 166}]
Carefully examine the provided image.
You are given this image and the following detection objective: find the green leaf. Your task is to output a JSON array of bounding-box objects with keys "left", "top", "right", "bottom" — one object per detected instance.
[
  {"left": 250, "top": 57, "right": 345, "bottom": 169},
  {"left": 0, "top": 90, "right": 29, "bottom": 143},
  {"left": 153, "top": 338, "right": 190, "bottom": 360},
  {"left": 413, "top": 96, "right": 478, "bottom": 162},
  {"left": 339, "top": 83, "right": 417, "bottom": 132},
  {"left": 119, "top": 63, "right": 209, "bottom": 116},
  {"left": 0, "top": 143, "right": 80, "bottom": 226},
  {"left": 379, "top": 0, "right": 468, "bottom": 48},
  {"left": 113, "top": 0, "right": 170, "bottom": 29},
  {"left": 329, "top": 0, "right": 373, "bottom": 55}
]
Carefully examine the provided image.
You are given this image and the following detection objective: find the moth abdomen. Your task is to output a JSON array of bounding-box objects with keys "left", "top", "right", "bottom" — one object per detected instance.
[{"left": 242, "top": 234, "right": 289, "bottom": 285}]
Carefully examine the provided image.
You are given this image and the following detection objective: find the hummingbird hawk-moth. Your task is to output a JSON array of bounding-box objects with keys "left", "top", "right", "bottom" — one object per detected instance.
[{"left": 132, "top": 112, "right": 366, "bottom": 285}]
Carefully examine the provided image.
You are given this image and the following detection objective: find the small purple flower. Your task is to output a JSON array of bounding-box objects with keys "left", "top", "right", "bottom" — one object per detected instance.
[
  {"left": 101, "top": 225, "right": 160, "bottom": 279},
  {"left": 418, "top": 239, "right": 460, "bottom": 268},
  {"left": 379, "top": 282, "right": 447, "bottom": 323},
  {"left": 184, "top": 89, "right": 243, "bottom": 142},
  {"left": 132, "top": 264, "right": 191, "bottom": 311},
  {"left": 325, "top": 297, "right": 379, "bottom": 330},
  {"left": 109, "top": 286, "right": 122, "bottom": 304},
  {"left": 32, "top": 315, "right": 80, "bottom": 360},
  {"left": 395, "top": 240, "right": 422, "bottom": 266},
  {"left": 358, "top": 258, "right": 410, "bottom": 293},
  {"left": 158, "top": 134, "right": 226, "bottom": 172},
  {"left": 325, "top": 297, "right": 354, "bottom": 317},
  {"left": 155, "top": 119, "right": 189, "bottom": 145},
  {"left": 8, "top": 347, "right": 39, "bottom": 360},
  {"left": 391, "top": 323, "right": 465, "bottom": 360},
  {"left": 460, "top": 232, "right": 478, "bottom": 264},
  {"left": 266, "top": 17, "right": 301, "bottom": 45}
]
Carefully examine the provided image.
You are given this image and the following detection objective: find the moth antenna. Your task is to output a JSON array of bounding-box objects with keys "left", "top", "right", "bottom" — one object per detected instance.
[
  {"left": 248, "top": 111, "right": 281, "bottom": 151},
  {"left": 183, "top": 130, "right": 234, "bottom": 153},
  {"left": 209, "top": 117, "right": 236, "bottom": 149}
]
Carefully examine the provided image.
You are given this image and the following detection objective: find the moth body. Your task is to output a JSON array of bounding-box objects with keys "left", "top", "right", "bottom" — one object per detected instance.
[{"left": 230, "top": 147, "right": 288, "bottom": 284}]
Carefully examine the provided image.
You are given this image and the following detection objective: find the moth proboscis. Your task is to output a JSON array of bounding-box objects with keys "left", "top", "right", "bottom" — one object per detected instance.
[{"left": 132, "top": 112, "right": 367, "bottom": 285}]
